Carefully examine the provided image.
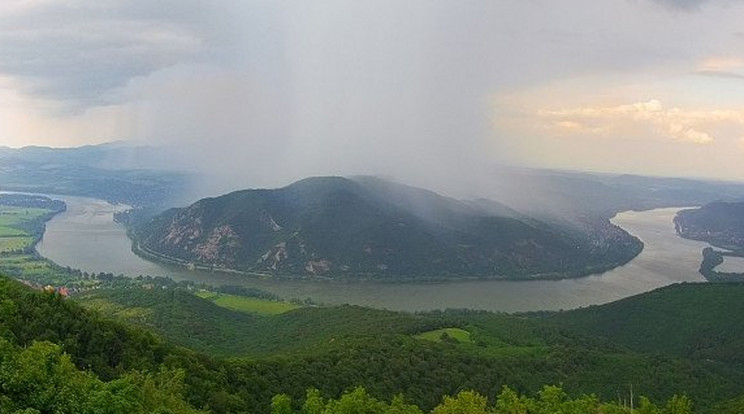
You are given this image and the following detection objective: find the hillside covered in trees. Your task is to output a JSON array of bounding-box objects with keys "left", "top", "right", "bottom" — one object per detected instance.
[
  {"left": 675, "top": 202, "right": 744, "bottom": 250},
  {"left": 2, "top": 274, "right": 744, "bottom": 413}
]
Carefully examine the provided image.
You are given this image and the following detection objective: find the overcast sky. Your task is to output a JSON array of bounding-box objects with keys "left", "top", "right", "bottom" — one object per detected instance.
[{"left": 2, "top": 0, "right": 744, "bottom": 189}]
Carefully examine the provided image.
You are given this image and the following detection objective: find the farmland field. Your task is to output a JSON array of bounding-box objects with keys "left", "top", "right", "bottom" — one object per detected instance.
[
  {"left": 0, "top": 206, "right": 51, "bottom": 253},
  {"left": 194, "top": 290, "right": 300, "bottom": 315}
]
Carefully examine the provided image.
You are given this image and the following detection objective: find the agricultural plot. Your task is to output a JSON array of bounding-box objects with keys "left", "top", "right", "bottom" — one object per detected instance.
[
  {"left": 0, "top": 237, "right": 33, "bottom": 253},
  {"left": 194, "top": 290, "right": 300, "bottom": 315},
  {"left": 0, "top": 206, "right": 79, "bottom": 285},
  {"left": 0, "top": 206, "right": 51, "bottom": 253}
]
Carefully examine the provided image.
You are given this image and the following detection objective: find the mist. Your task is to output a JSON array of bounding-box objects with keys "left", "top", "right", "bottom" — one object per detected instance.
[
  {"left": 123, "top": 1, "right": 514, "bottom": 198},
  {"left": 115, "top": 0, "right": 650, "bottom": 197}
]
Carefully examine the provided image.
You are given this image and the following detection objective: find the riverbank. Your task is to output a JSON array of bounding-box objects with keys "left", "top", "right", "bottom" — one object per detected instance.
[{"left": 0, "top": 194, "right": 91, "bottom": 290}]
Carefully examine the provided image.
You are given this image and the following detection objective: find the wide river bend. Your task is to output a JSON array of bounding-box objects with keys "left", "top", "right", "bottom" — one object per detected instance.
[{"left": 36, "top": 196, "right": 709, "bottom": 312}]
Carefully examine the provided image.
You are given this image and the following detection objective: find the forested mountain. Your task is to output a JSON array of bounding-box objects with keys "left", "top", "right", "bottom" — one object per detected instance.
[
  {"left": 0, "top": 143, "right": 190, "bottom": 208},
  {"left": 487, "top": 169, "right": 744, "bottom": 219},
  {"left": 675, "top": 202, "right": 744, "bottom": 250},
  {"left": 132, "top": 176, "right": 641, "bottom": 281},
  {"left": 483, "top": 171, "right": 744, "bottom": 262}
]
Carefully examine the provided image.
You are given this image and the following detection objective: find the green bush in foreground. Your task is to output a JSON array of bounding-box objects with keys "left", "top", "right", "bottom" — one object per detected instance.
[
  {"left": 271, "top": 385, "right": 694, "bottom": 414},
  {"left": 0, "top": 339, "right": 202, "bottom": 414}
]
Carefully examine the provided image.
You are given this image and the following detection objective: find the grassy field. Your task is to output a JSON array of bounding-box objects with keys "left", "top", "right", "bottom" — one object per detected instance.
[
  {"left": 194, "top": 290, "right": 300, "bottom": 315},
  {"left": 416, "top": 327, "right": 473, "bottom": 343},
  {"left": 0, "top": 206, "right": 50, "bottom": 253},
  {"left": 81, "top": 296, "right": 154, "bottom": 323},
  {"left": 0, "top": 207, "right": 50, "bottom": 227},
  {"left": 0, "top": 226, "right": 26, "bottom": 237},
  {"left": 0, "top": 236, "right": 33, "bottom": 253}
]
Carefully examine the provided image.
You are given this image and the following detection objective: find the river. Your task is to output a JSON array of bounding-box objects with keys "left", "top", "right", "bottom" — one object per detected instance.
[{"left": 35, "top": 195, "right": 708, "bottom": 312}]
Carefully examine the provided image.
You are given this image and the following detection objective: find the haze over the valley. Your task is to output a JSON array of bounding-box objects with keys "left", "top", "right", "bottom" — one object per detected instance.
[{"left": 2, "top": 0, "right": 744, "bottom": 196}]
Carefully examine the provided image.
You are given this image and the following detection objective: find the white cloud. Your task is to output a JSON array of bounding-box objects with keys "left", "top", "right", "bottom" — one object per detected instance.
[
  {"left": 698, "top": 57, "right": 744, "bottom": 72},
  {"left": 536, "top": 99, "right": 744, "bottom": 144}
]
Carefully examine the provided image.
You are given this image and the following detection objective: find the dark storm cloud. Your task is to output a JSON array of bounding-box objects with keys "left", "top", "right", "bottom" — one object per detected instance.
[
  {"left": 0, "top": 1, "right": 677, "bottom": 110},
  {"left": 649, "top": 0, "right": 734, "bottom": 10},
  {"left": 0, "top": 1, "right": 228, "bottom": 106},
  {"left": 653, "top": 0, "right": 708, "bottom": 8}
]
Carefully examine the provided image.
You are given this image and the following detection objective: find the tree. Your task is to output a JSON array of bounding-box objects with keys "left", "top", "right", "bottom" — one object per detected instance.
[
  {"left": 530, "top": 385, "right": 568, "bottom": 414},
  {"left": 431, "top": 390, "right": 490, "bottom": 414},
  {"left": 636, "top": 396, "right": 661, "bottom": 414},
  {"left": 663, "top": 395, "right": 693, "bottom": 414},
  {"left": 271, "top": 394, "right": 293, "bottom": 414},
  {"left": 495, "top": 386, "right": 527, "bottom": 414},
  {"left": 388, "top": 394, "right": 424, "bottom": 414},
  {"left": 302, "top": 388, "right": 324, "bottom": 414},
  {"left": 323, "top": 387, "right": 387, "bottom": 414}
]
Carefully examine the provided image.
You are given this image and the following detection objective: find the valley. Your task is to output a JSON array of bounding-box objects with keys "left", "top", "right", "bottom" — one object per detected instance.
[
  {"left": 5, "top": 3, "right": 744, "bottom": 411},
  {"left": 3, "top": 146, "right": 744, "bottom": 414},
  {"left": 1, "top": 175, "right": 742, "bottom": 413}
]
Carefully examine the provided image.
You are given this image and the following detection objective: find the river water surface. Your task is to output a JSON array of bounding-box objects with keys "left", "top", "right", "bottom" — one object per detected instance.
[{"left": 36, "top": 195, "right": 709, "bottom": 312}]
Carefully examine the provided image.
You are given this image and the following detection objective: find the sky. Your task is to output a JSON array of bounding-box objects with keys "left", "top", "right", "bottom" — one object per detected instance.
[{"left": 1, "top": 0, "right": 744, "bottom": 190}]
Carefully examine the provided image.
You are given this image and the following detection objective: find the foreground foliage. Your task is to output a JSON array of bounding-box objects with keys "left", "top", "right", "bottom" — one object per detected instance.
[
  {"left": 270, "top": 385, "right": 694, "bottom": 414},
  {"left": 2, "top": 274, "right": 743, "bottom": 413},
  {"left": 0, "top": 339, "right": 201, "bottom": 414},
  {"left": 0, "top": 274, "right": 718, "bottom": 414}
]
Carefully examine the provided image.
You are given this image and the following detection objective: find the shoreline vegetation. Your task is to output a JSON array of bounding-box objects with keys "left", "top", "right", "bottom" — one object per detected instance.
[{"left": 698, "top": 247, "right": 744, "bottom": 282}]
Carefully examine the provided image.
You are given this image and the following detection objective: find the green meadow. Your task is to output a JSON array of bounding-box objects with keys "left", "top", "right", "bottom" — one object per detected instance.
[
  {"left": 0, "top": 206, "right": 49, "bottom": 253},
  {"left": 194, "top": 290, "right": 300, "bottom": 315},
  {"left": 416, "top": 327, "right": 473, "bottom": 343}
]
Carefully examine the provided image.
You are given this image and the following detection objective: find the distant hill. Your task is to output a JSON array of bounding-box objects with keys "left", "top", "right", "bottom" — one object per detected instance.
[
  {"left": 0, "top": 143, "right": 191, "bottom": 208},
  {"left": 132, "top": 176, "right": 641, "bottom": 280},
  {"left": 487, "top": 169, "right": 744, "bottom": 219},
  {"left": 675, "top": 202, "right": 744, "bottom": 250}
]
